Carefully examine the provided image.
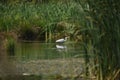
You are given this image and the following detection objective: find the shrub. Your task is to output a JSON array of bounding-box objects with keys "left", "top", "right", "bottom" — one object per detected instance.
[
  {"left": 6, "top": 38, "right": 15, "bottom": 56},
  {"left": 18, "top": 26, "right": 36, "bottom": 40}
]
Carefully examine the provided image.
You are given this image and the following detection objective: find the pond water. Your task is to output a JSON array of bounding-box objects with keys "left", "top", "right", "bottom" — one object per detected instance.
[
  {"left": 0, "top": 42, "right": 90, "bottom": 80},
  {"left": 14, "top": 42, "right": 84, "bottom": 60}
]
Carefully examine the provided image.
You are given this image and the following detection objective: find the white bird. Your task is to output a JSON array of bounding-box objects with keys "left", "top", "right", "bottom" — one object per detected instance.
[{"left": 56, "top": 37, "right": 68, "bottom": 43}]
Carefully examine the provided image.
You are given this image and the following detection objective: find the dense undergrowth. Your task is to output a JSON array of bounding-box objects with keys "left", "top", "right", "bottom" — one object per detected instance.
[
  {"left": 0, "top": 1, "right": 84, "bottom": 42},
  {"left": 80, "top": 0, "right": 120, "bottom": 79}
]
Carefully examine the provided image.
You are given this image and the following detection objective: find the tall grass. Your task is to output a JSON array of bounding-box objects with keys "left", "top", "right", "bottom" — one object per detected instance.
[
  {"left": 0, "top": 1, "right": 84, "bottom": 42},
  {"left": 79, "top": 0, "right": 120, "bottom": 79},
  {"left": 6, "top": 37, "right": 15, "bottom": 56}
]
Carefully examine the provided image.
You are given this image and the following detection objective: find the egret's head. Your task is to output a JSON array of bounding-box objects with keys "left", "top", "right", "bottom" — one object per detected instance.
[{"left": 64, "top": 36, "right": 69, "bottom": 40}]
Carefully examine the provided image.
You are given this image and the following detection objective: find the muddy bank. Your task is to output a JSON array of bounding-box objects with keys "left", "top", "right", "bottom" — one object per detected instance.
[{"left": 0, "top": 34, "right": 22, "bottom": 78}]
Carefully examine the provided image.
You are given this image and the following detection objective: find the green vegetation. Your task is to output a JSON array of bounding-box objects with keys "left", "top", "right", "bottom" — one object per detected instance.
[
  {"left": 0, "top": 1, "right": 84, "bottom": 42},
  {"left": 6, "top": 37, "right": 15, "bottom": 56},
  {"left": 0, "top": 0, "right": 120, "bottom": 80},
  {"left": 80, "top": 0, "right": 120, "bottom": 80}
]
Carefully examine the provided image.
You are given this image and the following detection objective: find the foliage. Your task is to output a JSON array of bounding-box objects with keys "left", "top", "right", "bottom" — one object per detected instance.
[
  {"left": 18, "top": 26, "right": 36, "bottom": 40},
  {"left": 0, "top": 1, "right": 84, "bottom": 42},
  {"left": 6, "top": 37, "right": 15, "bottom": 56},
  {"left": 80, "top": 0, "right": 120, "bottom": 79}
]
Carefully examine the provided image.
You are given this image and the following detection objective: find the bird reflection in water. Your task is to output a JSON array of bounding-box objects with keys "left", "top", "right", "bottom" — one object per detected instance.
[{"left": 56, "top": 44, "right": 67, "bottom": 52}]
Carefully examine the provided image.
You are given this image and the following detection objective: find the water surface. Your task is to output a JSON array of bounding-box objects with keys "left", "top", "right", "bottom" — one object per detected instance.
[
  {"left": 15, "top": 42, "right": 84, "bottom": 60},
  {"left": 0, "top": 42, "right": 87, "bottom": 80}
]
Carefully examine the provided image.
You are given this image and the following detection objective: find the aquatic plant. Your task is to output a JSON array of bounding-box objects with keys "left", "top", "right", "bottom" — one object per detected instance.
[
  {"left": 6, "top": 37, "right": 15, "bottom": 56},
  {"left": 18, "top": 26, "right": 36, "bottom": 40},
  {"left": 79, "top": 0, "right": 120, "bottom": 79},
  {"left": 0, "top": 1, "right": 84, "bottom": 42}
]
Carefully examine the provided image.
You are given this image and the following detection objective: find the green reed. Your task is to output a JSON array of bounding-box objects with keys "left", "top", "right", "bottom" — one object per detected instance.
[
  {"left": 0, "top": 1, "right": 84, "bottom": 42},
  {"left": 6, "top": 37, "right": 15, "bottom": 56},
  {"left": 79, "top": 0, "right": 120, "bottom": 79}
]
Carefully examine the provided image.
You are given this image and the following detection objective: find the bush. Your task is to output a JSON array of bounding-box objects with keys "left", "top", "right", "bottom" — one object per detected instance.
[
  {"left": 18, "top": 26, "right": 36, "bottom": 40},
  {"left": 6, "top": 38, "right": 15, "bottom": 56}
]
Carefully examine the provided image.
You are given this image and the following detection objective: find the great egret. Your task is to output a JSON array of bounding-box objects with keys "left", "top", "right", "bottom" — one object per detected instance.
[{"left": 56, "top": 37, "right": 68, "bottom": 43}]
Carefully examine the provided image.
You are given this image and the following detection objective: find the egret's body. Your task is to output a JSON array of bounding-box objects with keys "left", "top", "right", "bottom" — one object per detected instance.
[{"left": 56, "top": 37, "right": 68, "bottom": 43}]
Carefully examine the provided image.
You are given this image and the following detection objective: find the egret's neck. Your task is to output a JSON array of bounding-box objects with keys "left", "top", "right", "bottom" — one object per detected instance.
[{"left": 65, "top": 37, "right": 68, "bottom": 41}]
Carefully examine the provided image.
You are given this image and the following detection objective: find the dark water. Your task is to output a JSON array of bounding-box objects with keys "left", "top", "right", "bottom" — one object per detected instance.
[{"left": 0, "top": 42, "right": 86, "bottom": 80}]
